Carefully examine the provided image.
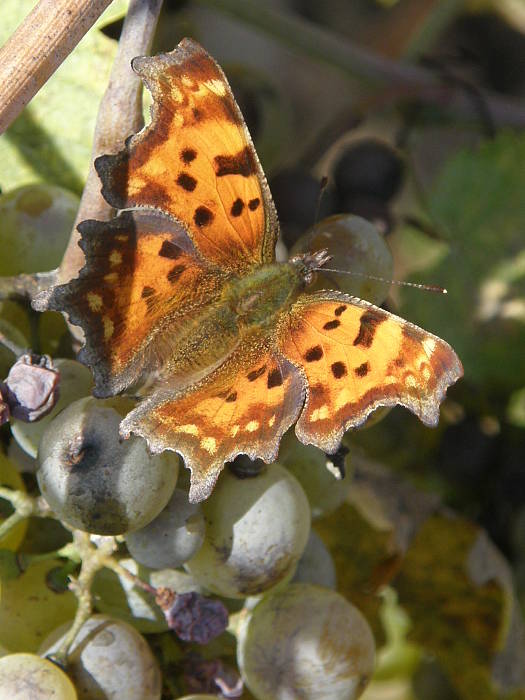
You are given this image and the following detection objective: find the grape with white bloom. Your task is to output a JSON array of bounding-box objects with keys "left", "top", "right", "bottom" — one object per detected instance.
[
  {"left": 0, "top": 653, "right": 77, "bottom": 700},
  {"left": 37, "top": 397, "right": 178, "bottom": 534},
  {"left": 292, "top": 530, "right": 337, "bottom": 588},
  {"left": 237, "top": 583, "right": 375, "bottom": 700},
  {"left": 185, "top": 462, "right": 310, "bottom": 598},
  {"left": 291, "top": 214, "right": 393, "bottom": 306},
  {"left": 279, "top": 430, "right": 348, "bottom": 518},
  {"left": 41, "top": 615, "right": 161, "bottom": 700},
  {"left": 0, "top": 184, "right": 78, "bottom": 276},
  {"left": 125, "top": 488, "right": 205, "bottom": 569}
]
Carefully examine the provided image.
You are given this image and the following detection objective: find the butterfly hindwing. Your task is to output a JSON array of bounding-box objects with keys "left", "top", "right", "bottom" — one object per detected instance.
[
  {"left": 278, "top": 291, "right": 463, "bottom": 453},
  {"left": 120, "top": 343, "right": 304, "bottom": 502},
  {"left": 95, "top": 38, "right": 278, "bottom": 273}
]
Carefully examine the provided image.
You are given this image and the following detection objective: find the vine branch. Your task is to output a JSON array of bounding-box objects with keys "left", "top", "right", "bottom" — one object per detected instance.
[{"left": 58, "top": 0, "right": 164, "bottom": 285}]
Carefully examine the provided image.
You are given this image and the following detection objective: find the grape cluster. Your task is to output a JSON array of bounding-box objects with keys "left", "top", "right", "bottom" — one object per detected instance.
[{"left": 0, "top": 182, "right": 392, "bottom": 698}]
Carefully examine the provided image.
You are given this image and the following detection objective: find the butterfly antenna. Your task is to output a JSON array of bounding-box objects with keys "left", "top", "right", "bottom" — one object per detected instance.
[
  {"left": 314, "top": 176, "right": 329, "bottom": 225},
  {"left": 314, "top": 267, "right": 447, "bottom": 294}
]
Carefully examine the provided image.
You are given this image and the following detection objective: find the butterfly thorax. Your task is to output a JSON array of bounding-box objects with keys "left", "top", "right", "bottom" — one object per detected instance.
[{"left": 225, "top": 261, "right": 306, "bottom": 330}]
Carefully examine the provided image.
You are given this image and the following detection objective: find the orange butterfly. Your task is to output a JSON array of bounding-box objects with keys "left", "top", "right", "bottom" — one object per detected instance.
[{"left": 38, "top": 39, "right": 463, "bottom": 502}]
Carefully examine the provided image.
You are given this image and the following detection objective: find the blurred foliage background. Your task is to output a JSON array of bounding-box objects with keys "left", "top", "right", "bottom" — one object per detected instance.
[{"left": 1, "top": 1, "right": 525, "bottom": 699}]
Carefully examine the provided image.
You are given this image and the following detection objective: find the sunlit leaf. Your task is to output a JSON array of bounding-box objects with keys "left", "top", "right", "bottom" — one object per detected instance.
[
  {"left": 0, "top": 0, "right": 120, "bottom": 194},
  {"left": 398, "top": 131, "right": 525, "bottom": 392},
  {"left": 395, "top": 515, "right": 525, "bottom": 699}
]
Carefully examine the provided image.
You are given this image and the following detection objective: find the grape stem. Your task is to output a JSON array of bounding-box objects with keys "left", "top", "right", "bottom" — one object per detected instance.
[
  {"left": 104, "top": 557, "right": 158, "bottom": 597},
  {"left": 0, "top": 487, "right": 50, "bottom": 541},
  {"left": 49, "top": 531, "right": 118, "bottom": 666}
]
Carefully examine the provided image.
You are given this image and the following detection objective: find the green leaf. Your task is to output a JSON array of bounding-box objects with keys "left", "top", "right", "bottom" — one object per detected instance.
[
  {"left": 315, "top": 501, "right": 401, "bottom": 641},
  {"left": 0, "top": 0, "right": 120, "bottom": 195},
  {"left": 398, "top": 131, "right": 525, "bottom": 393},
  {"left": 96, "top": 0, "right": 129, "bottom": 28},
  {"left": 395, "top": 515, "right": 525, "bottom": 699}
]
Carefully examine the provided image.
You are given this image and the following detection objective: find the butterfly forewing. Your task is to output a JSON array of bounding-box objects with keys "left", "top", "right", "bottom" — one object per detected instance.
[
  {"left": 42, "top": 211, "right": 226, "bottom": 395},
  {"left": 95, "top": 38, "right": 278, "bottom": 274}
]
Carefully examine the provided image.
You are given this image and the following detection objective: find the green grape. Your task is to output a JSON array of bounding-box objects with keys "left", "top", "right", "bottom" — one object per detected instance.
[
  {"left": 92, "top": 558, "right": 202, "bottom": 633},
  {"left": 8, "top": 437, "right": 38, "bottom": 473},
  {"left": 185, "top": 463, "right": 311, "bottom": 598},
  {"left": 11, "top": 358, "right": 93, "bottom": 459},
  {"left": 41, "top": 615, "right": 161, "bottom": 700},
  {"left": 291, "top": 214, "right": 394, "bottom": 306},
  {"left": 237, "top": 584, "right": 375, "bottom": 700},
  {"left": 125, "top": 488, "right": 205, "bottom": 569},
  {"left": 0, "top": 184, "right": 78, "bottom": 276},
  {"left": 292, "top": 530, "right": 336, "bottom": 589},
  {"left": 278, "top": 430, "right": 348, "bottom": 519},
  {"left": 0, "top": 653, "right": 77, "bottom": 700},
  {"left": 37, "top": 396, "right": 179, "bottom": 534},
  {"left": 0, "top": 451, "right": 28, "bottom": 551},
  {"left": 0, "top": 558, "right": 76, "bottom": 652}
]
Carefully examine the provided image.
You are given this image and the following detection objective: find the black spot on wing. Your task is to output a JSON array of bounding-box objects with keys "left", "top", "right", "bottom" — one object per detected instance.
[
  {"left": 167, "top": 264, "right": 185, "bottom": 283},
  {"left": 331, "top": 361, "right": 347, "bottom": 379},
  {"left": 141, "top": 286, "right": 155, "bottom": 298},
  {"left": 354, "top": 361, "right": 370, "bottom": 377},
  {"left": 181, "top": 148, "right": 196, "bottom": 163},
  {"left": 304, "top": 345, "right": 323, "bottom": 362},
  {"left": 247, "top": 365, "right": 266, "bottom": 382},
  {"left": 214, "top": 147, "right": 257, "bottom": 177},
  {"left": 323, "top": 319, "right": 340, "bottom": 331},
  {"left": 194, "top": 206, "right": 213, "bottom": 227},
  {"left": 231, "top": 198, "right": 244, "bottom": 217},
  {"left": 267, "top": 368, "right": 283, "bottom": 388},
  {"left": 353, "top": 311, "right": 384, "bottom": 348},
  {"left": 159, "top": 240, "right": 181, "bottom": 259},
  {"left": 177, "top": 173, "right": 197, "bottom": 191}
]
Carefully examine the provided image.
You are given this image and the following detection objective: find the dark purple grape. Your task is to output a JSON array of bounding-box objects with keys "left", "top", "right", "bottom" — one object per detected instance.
[{"left": 333, "top": 139, "right": 404, "bottom": 202}]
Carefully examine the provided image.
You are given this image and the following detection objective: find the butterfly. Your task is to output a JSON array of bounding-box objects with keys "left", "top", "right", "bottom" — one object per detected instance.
[{"left": 36, "top": 38, "right": 463, "bottom": 503}]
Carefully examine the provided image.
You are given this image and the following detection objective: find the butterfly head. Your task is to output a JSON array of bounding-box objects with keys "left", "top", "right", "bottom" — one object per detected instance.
[{"left": 290, "top": 248, "right": 333, "bottom": 287}]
